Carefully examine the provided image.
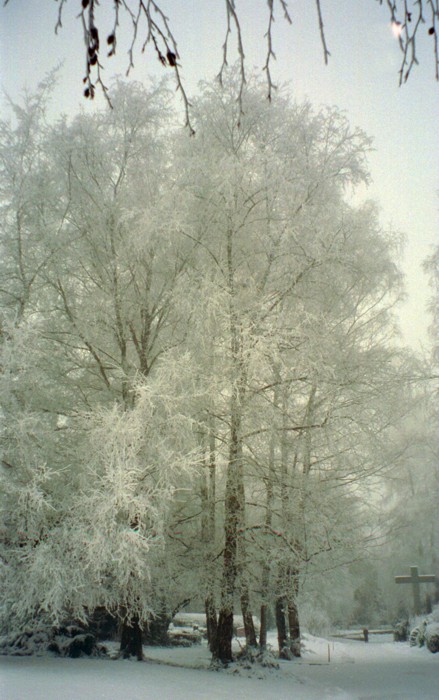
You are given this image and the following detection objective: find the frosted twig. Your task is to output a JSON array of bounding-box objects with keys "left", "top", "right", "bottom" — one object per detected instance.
[
  {"left": 218, "top": 0, "right": 246, "bottom": 120},
  {"left": 131, "top": 0, "right": 195, "bottom": 134},
  {"left": 263, "top": 1, "right": 292, "bottom": 101}
]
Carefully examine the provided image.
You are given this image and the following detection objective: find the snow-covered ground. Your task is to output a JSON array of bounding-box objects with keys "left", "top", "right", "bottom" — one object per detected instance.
[{"left": 1, "top": 633, "right": 437, "bottom": 700}]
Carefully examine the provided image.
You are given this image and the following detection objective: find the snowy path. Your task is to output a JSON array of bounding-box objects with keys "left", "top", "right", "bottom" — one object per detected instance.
[
  {"left": 1, "top": 636, "right": 438, "bottom": 700},
  {"left": 292, "top": 636, "right": 439, "bottom": 699}
]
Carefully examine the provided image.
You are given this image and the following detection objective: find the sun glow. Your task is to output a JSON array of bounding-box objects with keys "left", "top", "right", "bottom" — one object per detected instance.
[{"left": 391, "top": 21, "right": 403, "bottom": 38}]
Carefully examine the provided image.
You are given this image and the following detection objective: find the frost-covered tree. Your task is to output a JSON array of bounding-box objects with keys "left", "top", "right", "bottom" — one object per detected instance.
[
  {"left": 424, "top": 245, "right": 439, "bottom": 368},
  {"left": 165, "top": 73, "right": 414, "bottom": 662},
  {"left": 0, "top": 78, "right": 79, "bottom": 638},
  {"left": 1, "top": 73, "right": 424, "bottom": 663},
  {"left": 0, "top": 79, "right": 197, "bottom": 654},
  {"left": 41, "top": 79, "right": 192, "bottom": 408},
  {"left": 2, "top": 362, "right": 201, "bottom": 655}
]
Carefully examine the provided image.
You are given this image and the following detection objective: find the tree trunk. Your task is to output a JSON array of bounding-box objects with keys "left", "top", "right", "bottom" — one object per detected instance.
[
  {"left": 214, "top": 466, "right": 239, "bottom": 663},
  {"left": 214, "top": 386, "right": 242, "bottom": 663},
  {"left": 120, "top": 614, "right": 143, "bottom": 660},
  {"left": 215, "top": 608, "right": 234, "bottom": 663},
  {"left": 240, "top": 588, "right": 257, "bottom": 647},
  {"left": 259, "top": 603, "right": 268, "bottom": 649},
  {"left": 275, "top": 596, "right": 289, "bottom": 659},
  {"left": 287, "top": 598, "right": 301, "bottom": 657},
  {"left": 205, "top": 593, "right": 218, "bottom": 654},
  {"left": 214, "top": 226, "right": 247, "bottom": 664},
  {"left": 201, "top": 417, "right": 219, "bottom": 655},
  {"left": 259, "top": 370, "right": 280, "bottom": 649}
]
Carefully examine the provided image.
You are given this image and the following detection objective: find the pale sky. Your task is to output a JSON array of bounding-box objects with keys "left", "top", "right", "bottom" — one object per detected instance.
[{"left": 1, "top": 0, "right": 437, "bottom": 352}]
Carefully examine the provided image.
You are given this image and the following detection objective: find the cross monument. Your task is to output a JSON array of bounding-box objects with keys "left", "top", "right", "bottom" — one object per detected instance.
[{"left": 395, "top": 565, "right": 436, "bottom": 615}]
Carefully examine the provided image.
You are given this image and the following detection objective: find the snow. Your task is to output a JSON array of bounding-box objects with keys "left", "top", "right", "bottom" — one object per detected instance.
[{"left": 1, "top": 634, "right": 438, "bottom": 700}]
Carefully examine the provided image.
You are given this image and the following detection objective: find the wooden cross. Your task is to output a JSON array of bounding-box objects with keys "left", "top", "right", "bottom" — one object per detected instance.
[{"left": 395, "top": 566, "right": 436, "bottom": 615}]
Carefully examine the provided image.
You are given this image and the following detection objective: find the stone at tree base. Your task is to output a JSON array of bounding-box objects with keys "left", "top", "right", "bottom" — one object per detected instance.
[{"left": 425, "top": 623, "right": 439, "bottom": 653}]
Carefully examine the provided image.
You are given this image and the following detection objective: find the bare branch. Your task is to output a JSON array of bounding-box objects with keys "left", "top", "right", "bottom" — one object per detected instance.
[
  {"left": 218, "top": 0, "right": 247, "bottom": 120},
  {"left": 380, "top": 0, "right": 439, "bottom": 83},
  {"left": 263, "top": 0, "right": 293, "bottom": 102},
  {"left": 315, "top": 0, "right": 331, "bottom": 64},
  {"left": 263, "top": 0, "right": 276, "bottom": 101},
  {"left": 5, "top": 0, "right": 438, "bottom": 132}
]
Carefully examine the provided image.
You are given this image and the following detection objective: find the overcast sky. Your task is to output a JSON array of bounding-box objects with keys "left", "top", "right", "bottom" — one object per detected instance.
[{"left": 0, "top": 0, "right": 437, "bottom": 352}]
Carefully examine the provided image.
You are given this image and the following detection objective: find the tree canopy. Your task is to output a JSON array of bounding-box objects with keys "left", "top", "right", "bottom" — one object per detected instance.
[{"left": 0, "top": 74, "right": 436, "bottom": 660}]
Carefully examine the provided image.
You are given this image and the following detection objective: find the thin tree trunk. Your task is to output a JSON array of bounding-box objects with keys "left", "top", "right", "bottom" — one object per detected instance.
[
  {"left": 259, "top": 371, "right": 280, "bottom": 648},
  {"left": 286, "top": 564, "right": 301, "bottom": 657},
  {"left": 287, "top": 588, "right": 301, "bottom": 657},
  {"left": 208, "top": 417, "right": 216, "bottom": 538},
  {"left": 275, "top": 595, "right": 289, "bottom": 659},
  {"left": 259, "top": 603, "right": 268, "bottom": 649},
  {"left": 214, "top": 430, "right": 241, "bottom": 662},
  {"left": 214, "top": 227, "right": 246, "bottom": 664},
  {"left": 235, "top": 434, "right": 257, "bottom": 650},
  {"left": 276, "top": 384, "right": 293, "bottom": 659},
  {"left": 240, "top": 588, "right": 257, "bottom": 647},
  {"left": 202, "top": 417, "right": 218, "bottom": 655},
  {"left": 205, "top": 593, "right": 218, "bottom": 654},
  {"left": 280, "top": 386, "right": 315, "bottom": 659}
]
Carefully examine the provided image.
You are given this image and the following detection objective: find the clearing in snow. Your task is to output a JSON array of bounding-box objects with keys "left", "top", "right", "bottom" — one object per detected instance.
[{"left": 1, "top": 633, "right": 438, "bottom": 700}]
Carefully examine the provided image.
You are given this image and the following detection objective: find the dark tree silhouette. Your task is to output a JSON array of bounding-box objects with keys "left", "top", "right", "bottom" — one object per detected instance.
[{"left": 3, "top": 1, "right": 438, "bottom": 129}]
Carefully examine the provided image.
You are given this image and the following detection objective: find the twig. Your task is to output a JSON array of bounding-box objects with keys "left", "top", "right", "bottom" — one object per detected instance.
[
  {"left": 315, "top": 0, "right": 331, "bottom": 64},
  {"left": 218, "top": 0, "right": 246, "bottom": 120}
]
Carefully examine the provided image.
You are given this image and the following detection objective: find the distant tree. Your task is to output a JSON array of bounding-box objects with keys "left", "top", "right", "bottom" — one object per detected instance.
[
  {"left": 424, "top": 245, "right": 439, "bottom": 368},
  {"left": 3, "top": 1, "right": 439, "bottom": 132}
]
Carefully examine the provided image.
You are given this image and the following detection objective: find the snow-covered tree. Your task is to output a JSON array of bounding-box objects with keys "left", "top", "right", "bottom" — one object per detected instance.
[
  {"left": 1, "top": 357, "right": 203, "bottom": 649},
  {"left": 1, "top": 73, "right": 425, "bottom": 664},
  {"left": 165, "top": 73, "right": 414, "bottom": 661}
]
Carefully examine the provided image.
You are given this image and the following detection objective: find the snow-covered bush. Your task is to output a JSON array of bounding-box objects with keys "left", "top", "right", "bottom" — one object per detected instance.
[
  {"left": 425, "top": 623, "right": 439, "bottom": 653},
  {"left": 0, "top": 624, "right": 106, "bottom": 658},
  {"left": 409, "top": 606, "right": 439, "bottom": 652},
  {"left": 409, "top": 622, "right": 426, "bottom": 647},
  {"left": 393, "top": 619, "right": 409, "bottom": 642}
]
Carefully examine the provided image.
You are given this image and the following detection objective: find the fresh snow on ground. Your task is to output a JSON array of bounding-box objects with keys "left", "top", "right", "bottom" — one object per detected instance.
[{"left": 1, "top": 633, "right": 438, "bottom": 700}]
